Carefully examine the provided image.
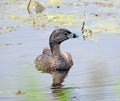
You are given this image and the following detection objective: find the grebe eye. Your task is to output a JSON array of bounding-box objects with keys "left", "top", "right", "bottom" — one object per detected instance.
[{"left": 64, "top": 32, "right": 68, "bottom": 35}]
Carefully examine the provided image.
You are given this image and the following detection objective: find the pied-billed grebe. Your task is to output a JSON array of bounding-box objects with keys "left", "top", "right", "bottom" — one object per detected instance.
[{"left": 35, "top": 29, "right": 79, "bottom": 72}]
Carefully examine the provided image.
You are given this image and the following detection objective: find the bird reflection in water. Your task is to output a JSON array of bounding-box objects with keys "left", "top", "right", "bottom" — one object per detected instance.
[{"left": 51, "top": 69, "right": 70, "bottom": 88}]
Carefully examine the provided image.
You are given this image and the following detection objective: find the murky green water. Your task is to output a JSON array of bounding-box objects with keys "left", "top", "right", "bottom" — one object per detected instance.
[{"left": 0, "top": 0, "right": 120, "bottom": 101}]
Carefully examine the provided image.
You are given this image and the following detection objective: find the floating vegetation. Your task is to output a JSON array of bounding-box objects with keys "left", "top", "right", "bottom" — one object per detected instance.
[
  {"left": 0, "top": 42, "right": 22, "bottom": 47},
  {"left": 50, "top": 0, "right": 62, "bottom": 4},
  {"left": 72, "top": 2, "right": 88, "bottom": 6},
  {"left": 0, "top": 0, "right": 23, "bottom": 5},
  {"left": 81, "top": 10, "right": 93, "bottom": 40},
  {"left": 17, "top": 63, "right": 52, "bottom": 101},
  {"left": 90, "top": 12, "right": 113, "bottom": 17},
  {"left": 44, "top": 13, "right": 78, "bottom": 25},
  {"left": 9, "top": 13, "right": 79, "bottom": 27},
  {"left": 89, "top": 21, "right": 120, "bottom": 34},
  {"left": 81, "top": 21, "right": 93, "bottom": 40},
  {"left": 95, "top": 2, "right": 114, "bottom": 7},
  {"left": 0, "top": 26, "right": 18, "bottom": 34},
  {"left": 15, "top": 90, "right": 25, "bottom": 95},
  {"left": 27, "top": 0, "right": 45, "bottom": 16}
]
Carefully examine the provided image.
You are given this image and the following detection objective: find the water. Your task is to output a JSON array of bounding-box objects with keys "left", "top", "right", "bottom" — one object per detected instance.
[{"left": 0, "top": 0, "right": 120, "bottom": 101}]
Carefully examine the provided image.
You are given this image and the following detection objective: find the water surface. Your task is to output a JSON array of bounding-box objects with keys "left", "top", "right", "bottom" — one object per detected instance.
[{"left": 0, "top": 0, "right": 120, "bottom": 101}]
